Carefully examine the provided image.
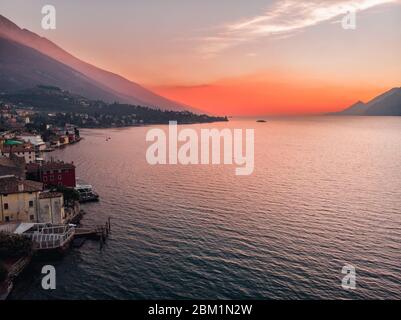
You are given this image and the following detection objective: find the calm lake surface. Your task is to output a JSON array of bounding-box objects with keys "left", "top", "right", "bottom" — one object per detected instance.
[{"left": 10, "top": 117, "right": 401, "bottom": 299}]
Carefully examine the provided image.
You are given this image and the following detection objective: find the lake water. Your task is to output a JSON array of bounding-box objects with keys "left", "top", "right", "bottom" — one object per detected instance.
[{"left": 10, "top": 117, "right": 401, "bottom": 299}]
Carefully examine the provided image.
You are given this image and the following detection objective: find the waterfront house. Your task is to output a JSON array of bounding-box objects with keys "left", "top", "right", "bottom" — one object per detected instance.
[
  {"left": 26, "top": 160, "right": 76, "bottom": 188},
  {"left": 0, "top": 175, "right": 43, "bottom": 224},
  {"left": 49, "top": 138, "right": 61, "bottom": 149},
  {"left": 38, "top": 192, "right": 65, "bottom": 224},
  {"left": 0, "top": 143, "right": 36, "bottom": 164},
  {"left": 59, "top": 135, "right": 69, "bottom": 146},
  {"left": 67, "top": 132, "right": 76, "bottom": 143},
  {"left": 0, "top": 176, "right": 68, "bottom": 225},
  {"left": 18, "top": 134, "right": 46, "bottom": 157}
]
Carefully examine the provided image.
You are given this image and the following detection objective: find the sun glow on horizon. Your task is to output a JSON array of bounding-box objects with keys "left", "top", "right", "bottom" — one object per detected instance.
[{"left": 1, "top": 0, "right": 401, "bottom": 115}]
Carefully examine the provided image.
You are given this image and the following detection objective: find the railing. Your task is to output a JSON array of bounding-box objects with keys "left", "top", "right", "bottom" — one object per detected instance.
[
  {"left": 26, "top": 227, "right": 75, "bottom": 250},
  {"left": 0, "top": 223, "right": 18, "bottom": 233}
]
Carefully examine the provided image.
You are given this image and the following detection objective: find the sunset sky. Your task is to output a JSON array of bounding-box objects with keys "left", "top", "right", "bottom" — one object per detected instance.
[{"left": 1, "top": 0, "right": 401, "bottom": 115}]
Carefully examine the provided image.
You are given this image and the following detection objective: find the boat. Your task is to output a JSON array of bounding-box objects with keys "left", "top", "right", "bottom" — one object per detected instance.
[
  {"left": 75, "top": 184, "right": 100, "bottom": 203},
  {"left": 256, "top": 119, "right": 267, "bottom": 123}
]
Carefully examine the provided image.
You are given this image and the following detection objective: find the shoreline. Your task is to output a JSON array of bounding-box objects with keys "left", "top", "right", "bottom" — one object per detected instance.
[
  {"left": 0, "top": 255, "right": 32, "bottom": 300},
  {"left": 73, "top": 119, "right": 229, "bottom": 130}
]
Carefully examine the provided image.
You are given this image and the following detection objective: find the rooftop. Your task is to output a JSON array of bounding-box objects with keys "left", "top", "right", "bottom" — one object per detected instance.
[
  {"left": 0, "top": 175, "right": 43, "bottom": 194},
  {"left": 0, "top": 144, "right": 34, "bottom": 153},
  {"left": 39, "top": 192, "right": 63, "bottom": 199},
  {"left": 26, "top": 160, "right": 75, "bottom": 172}
]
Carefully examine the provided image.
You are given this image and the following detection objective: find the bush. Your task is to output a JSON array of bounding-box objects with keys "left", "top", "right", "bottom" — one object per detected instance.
[
  {"left": 0, "top": 232, "right": 33, "bottom": 259},
  {"left": 0, "top": 262, "right": 7, "bottom": 282},
  {"left": 51, "top": 185, "right": 80, "bottom": 205}
]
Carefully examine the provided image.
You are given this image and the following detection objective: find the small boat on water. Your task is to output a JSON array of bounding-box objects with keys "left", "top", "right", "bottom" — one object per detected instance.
[
  {"left": 257, "top": 119, "right": 267, "bottom": 123},
  {"left": 75, "top": 184, "right": 99, "bottom": 203}
]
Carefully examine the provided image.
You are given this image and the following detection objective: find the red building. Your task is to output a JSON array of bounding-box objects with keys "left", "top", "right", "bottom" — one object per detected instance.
[{"left": 26, "top": 161, "right": 76, "bottom": 188}]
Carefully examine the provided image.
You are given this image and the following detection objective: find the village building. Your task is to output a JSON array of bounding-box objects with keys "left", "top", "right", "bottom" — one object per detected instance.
[
  {"left": 0, "top": 175, "right": 43, "bottom": 223},
  {"left": 59, "top": 135, "right": 69, "bottom": 146},
  {"left": 38, "top": 192, "right": 65, "bottom": 224},
  {"left": 0, "top": 176, "right": 68, "bottom": 225},
  {"left": 0, "top": 143, "right": 36, "bottom": 164},
  {"left": 26, "top": 160, "right": 76, "bottom": 188},
  {"left": 18, "top": 134, "right": 46, "bottom": 156}
]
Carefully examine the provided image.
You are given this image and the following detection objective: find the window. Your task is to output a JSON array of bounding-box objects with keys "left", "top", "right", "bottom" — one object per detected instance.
[
  {"left": 30, "top": 215, "right": 35, "bottom": 221},
  {"left": 4, "top": 203, "right": 8, "bottom": 210},
  {"left": 5, "top": 216, "right": 10, "bottom": 222},
  {"left": 50, "top": 175, "right": 54, "bottom": 181},
  {"left": 29, "top": 200, "right": 34, "bottom": 208},
  {"left": 43, "top": 176, "right": 47, "bottom": 182},
  {"left": 58, "top": 175, "right": 62, "bottom": 180}
]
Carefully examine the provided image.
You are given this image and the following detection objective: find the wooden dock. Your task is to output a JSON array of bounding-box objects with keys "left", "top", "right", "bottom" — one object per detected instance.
[{"left": 73, "top": 218, "right": 111, "bottom": 248}]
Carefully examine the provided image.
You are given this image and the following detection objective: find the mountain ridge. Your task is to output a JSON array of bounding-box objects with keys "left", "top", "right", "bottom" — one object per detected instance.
[
  {"left": 334, "top": 87, "right": 401, "bottom": 116},
  {"left": 0, "top": 14, "right": 195, "bottom": 112}
]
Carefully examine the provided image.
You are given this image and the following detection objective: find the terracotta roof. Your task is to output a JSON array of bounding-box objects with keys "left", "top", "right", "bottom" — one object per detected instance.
[
  {"left": 0, "top": 156, "right": 25, "bottom": 178},
  {"left": 26, "top": 161, "right": 75, "bottom": 172},
  {"left": 0, "top": 144, "right": 34, "bottom": 153},
  {"left": 39, "top": 192, "right": 63, "bottom": 199},
  {"left": 0, "top": 175, "right": 43, "bottom": 194}
]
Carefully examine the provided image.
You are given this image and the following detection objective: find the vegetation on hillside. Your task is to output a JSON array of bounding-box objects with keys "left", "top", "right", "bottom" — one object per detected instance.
[{"left": 1, "top": 85, "right": 228, "bottom": 128}]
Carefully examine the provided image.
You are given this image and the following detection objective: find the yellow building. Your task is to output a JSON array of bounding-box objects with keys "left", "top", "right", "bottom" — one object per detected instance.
[
  {"left": 38, "top": 192, "right": 65, "bottom": 224},
  {"left": 0, "top": 175, "right": 43, "bottom": 223}
]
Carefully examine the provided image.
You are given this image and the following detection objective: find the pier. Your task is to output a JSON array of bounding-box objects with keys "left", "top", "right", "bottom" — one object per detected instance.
[
  {"left": 0, "top": 217, "right": 111, "bottom": 299},
  {"left": 74, "top": 218, "right": 111, "bottom": 248}
]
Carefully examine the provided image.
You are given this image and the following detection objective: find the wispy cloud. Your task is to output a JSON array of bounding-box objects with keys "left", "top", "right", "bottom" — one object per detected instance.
[{"left": 200, "top": 0, "right": 399, "bottom": 57}]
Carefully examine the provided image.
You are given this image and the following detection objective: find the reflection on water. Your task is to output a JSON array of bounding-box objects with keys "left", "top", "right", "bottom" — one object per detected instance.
[{"left": 10, "top": 117, "right": 401, "bottom": 299}]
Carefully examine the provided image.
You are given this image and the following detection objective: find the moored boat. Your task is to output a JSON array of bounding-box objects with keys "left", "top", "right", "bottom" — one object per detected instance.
[{"left": 74, "top": 184, "right": 99, "bottom": 203}]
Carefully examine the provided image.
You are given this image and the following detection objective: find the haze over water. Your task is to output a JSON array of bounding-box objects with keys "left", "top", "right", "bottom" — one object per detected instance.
[{"left": 11, "top": 117, "right": 401, "bottom": 299}]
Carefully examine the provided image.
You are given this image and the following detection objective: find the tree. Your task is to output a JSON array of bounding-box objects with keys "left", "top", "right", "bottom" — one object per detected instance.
[
  {"left": 0, "top": 233, "right": 33, "bottom": 259},
  {"left": 51, "top": 185, "right": 80, "bottom": 206}
]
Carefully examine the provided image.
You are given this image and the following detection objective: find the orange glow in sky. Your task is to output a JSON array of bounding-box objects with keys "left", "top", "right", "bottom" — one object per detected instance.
[
  {"left": 2, "top": 0, "right": 401, "bottom": 115},
  {"left": 153, "top": 75, "right": 389, "bottom": 116}
]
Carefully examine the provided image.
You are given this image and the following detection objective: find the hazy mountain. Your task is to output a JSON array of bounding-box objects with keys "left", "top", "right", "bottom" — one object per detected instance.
[
  {"left": 365, "top": 88, "right": 401, "bottom": 116},
  {"left": 335, "top": 88, "right": 401, "bottom": 116},
  {"left": 338, "top": 101, "right": 367, "bottom": 115},
  {"left": 0, "top": 14, "right": 192, "bottom": 111},
  {"left": 0, "top": 36, "right": 143, "bottom": 104}
]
